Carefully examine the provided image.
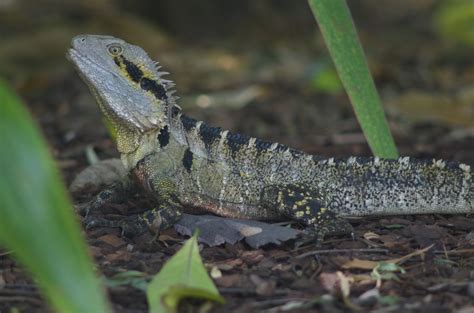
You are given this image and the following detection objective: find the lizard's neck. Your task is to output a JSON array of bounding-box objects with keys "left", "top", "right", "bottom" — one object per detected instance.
[
  {"left": 94, "top": 84, "right": 164, "bottom": 156},
  {"left": 120, "top": 128, "right": 160, "bottom": 171},
  {"left": 110, "top": 106, "right": 169, "bottom": 171},
  {"left": 119, "top": 106, "right": 205, "bottom": 171}
]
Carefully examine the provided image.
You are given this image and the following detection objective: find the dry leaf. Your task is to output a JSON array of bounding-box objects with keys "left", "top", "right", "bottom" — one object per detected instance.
[
  {"left": 106, "top": 250, "right": 131, "bottom": 262},
  {"left": 319, "top": 272, "right": 340, "bottom": 294},
  {"left": 98, "top": 234, "right": 126, "bottom": 248},
  {"left": 336, "top": 271, "right": 351, "bottom": 298},
  {"left": 342, "top": 258, "right": 379, "bottom": 270},
  {"left": 363, "top": 232, "right": 380, "bottom": 241}
]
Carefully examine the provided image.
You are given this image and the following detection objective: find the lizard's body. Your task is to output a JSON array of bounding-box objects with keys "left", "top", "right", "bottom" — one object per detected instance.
[
  {"left": 68, "top": 35, "right": 473, "bottom": 239},
  {"left": 132, "top": 113, "right": 471, "bottom": 219}
]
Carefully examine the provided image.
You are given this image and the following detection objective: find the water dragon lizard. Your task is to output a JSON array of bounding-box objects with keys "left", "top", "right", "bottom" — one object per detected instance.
[{"left": 67, "top": 34, "right": 473, "bottom": 242}]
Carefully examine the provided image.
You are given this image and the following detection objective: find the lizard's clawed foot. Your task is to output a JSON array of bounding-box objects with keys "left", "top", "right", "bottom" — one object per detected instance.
[
  {"left": 84, "top": 215, "right": 148, "bottom": 237},
  {"left": 302, "top": 217, "right": 354, "bottom": 246},
  {"left": 75, "top": 190, "right": 116, "bottom": 217},
  {"left": 74, "top": 202, "right": 90, "bottom": 216},
  {"left": 82, "top": 207, "right": 183, "bottom": 238}
]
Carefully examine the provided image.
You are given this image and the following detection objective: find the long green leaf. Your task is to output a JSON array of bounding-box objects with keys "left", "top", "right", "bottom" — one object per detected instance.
[
  {"left": 0, "top": 79, "right": 110, "bottom": 313},
  {"left": 308, "top": 0, "right": 398, "bottom": 158},
  {"left": 147, "top": 234, "right": 224, "bottom": 313}
]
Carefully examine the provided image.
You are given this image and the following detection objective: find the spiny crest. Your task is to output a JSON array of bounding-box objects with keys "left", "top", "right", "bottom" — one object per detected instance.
[{"left": 151, "top": 61, "right": 181, "bottom": 118}]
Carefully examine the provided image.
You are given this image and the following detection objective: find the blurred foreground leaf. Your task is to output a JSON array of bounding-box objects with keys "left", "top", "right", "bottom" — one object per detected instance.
[
  {"left": 308, "top": 0, "right": 398, "bottom": 158},
  {"left": 0, "top": 79, "right": 110, "bottom": 313},
  {"left": 147, "top": 234, "right": 224, "bottom": 313}
]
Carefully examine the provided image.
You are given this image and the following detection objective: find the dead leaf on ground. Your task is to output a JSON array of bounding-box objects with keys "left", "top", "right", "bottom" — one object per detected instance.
[
  {"left": 214, "top": 274, "right": 242, "bottom": 288},
  {"left": 106, "top": 250, "right": 132, "bottom": 263},
  {"left": 175, "top": 214, "right": 300, "bottom": 248},
  {"left": 319, "top": 272, "right": 340, "bottom": 294},
  {"left": 250, "top": 274, "right": 276, "bottom": 296},
  {"left": 214, "top": 259, "right": 244, "bottom": 271},
  {"left": 363, "top": 232, "right": 381, "bottom": 241},
  {"left": 378, "top": 234, "right": 409, "bottom": 249},
  {"left": 406, "top": 225, "right": 446, "bottom": 247},
  {"left": 98, "top": 234, "right": 126, "bottom": 248},
  {"left": 239, "top": 250, "right": 265, "bottom": 265}
]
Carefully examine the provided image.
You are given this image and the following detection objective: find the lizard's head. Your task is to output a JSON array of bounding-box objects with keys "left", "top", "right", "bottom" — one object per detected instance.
[{"left": 67, "top": 34, "right": 173, "bottom": 134}]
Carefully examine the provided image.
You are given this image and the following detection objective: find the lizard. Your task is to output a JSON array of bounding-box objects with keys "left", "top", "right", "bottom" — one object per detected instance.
[{"left": 67, "top": 34, "right": 473, "bottom": 242}]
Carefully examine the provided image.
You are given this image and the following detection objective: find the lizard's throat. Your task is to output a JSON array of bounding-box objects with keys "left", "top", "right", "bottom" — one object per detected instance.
[
  {"left": 92, "top": 92, "right": 145, "bottom": 155},
  {"left": 91, "top": 84, "right": 168, "bottom": 155}
]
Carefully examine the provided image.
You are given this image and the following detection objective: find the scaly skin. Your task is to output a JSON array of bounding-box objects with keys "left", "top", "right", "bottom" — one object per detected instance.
[{"left": 67, "top": 34, "right": 473, "bottom": 240}]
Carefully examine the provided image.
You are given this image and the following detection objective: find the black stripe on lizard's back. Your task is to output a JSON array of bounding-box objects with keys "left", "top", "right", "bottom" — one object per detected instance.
[
  {"left": 226, "top": 132, "right": 250, "bottom": 153},
  {"left": 180, "top": 115, "right": 197, "bottom": 131},
  {"left": 180, "top": 114, "right": 223, "bottom": 150},
  {"left": 182, "top": 148, "right": 193, "bottom": 173},
  {"left": 225, "top": 128, "right": 304, "bottom": 157},
  {"left": 180, "top": 113, "right": 305, "bottom": 157},
  {"left": 198, "top": 122, "right": 222, "bottom": 149},
  {"left": 255, "top": 138, "right": 273, "bottom": 150},
  {"left": 171, "top": 105, "right": 181, "bottom": 118},
  {"left": 157, "top": 125, "right": 170, "bottom": 148}
]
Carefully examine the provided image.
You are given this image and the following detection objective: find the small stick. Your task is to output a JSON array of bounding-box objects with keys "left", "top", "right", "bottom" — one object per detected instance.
[{"left": 296, "top": 248, "right": 389, "bottom": 259}]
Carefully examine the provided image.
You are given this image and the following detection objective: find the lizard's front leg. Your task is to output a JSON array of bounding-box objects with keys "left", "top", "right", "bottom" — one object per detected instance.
[
  {"left": 261, "top": 184, "right": 353, "bottom": 244},
  {"left": 84, "top": 175, "right": 184, "bottom": 237},
  {"left": 84, "top": 206, "right": 182, "bottom": 237},
  {"left": 75, "top": 175, "right": 138, "bottom": 216}
]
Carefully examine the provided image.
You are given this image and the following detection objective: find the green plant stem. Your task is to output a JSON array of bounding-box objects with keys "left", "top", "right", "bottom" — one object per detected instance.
[{"left": 308, "top": 0, "right": 398, "bottom": 158}]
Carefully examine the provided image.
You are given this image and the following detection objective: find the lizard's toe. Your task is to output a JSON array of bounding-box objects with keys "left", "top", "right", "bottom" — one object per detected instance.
[
  {"left": 302, "top": 217, "right": 354, "bottom": 246},
  {"left": 83, "top": 215, "right": 147, "bottom": 237},
  {"left": 74, "top": 202, "right": 91, "bottom": 216},
  {"left": 84, "top": 216, "right": 109, "bottom": 230}
]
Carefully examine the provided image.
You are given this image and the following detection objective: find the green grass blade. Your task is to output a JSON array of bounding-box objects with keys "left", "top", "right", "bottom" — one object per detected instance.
[
  {"left": 308, "top": 0, "right": 398, "bottom": 158},
  {"left": 0, "top": 79, "right": 111, "bottom": 313},
  {"left": 147, "top": 234, "right": 224, "bottom": 313}
]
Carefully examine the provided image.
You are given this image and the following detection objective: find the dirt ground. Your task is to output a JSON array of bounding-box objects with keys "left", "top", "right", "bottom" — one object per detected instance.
[{"left": 1, "top": 1, "right": 474, "bottom": 312}]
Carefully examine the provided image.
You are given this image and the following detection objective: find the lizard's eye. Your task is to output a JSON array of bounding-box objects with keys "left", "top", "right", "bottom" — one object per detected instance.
[{"left": 107, "top": 44, "right": 123, "bottom": 56}]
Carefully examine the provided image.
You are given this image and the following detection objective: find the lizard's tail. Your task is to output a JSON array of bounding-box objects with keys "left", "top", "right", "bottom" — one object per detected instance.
[{"left": 320, "top": 157, "right": 473, "bottom": 216}]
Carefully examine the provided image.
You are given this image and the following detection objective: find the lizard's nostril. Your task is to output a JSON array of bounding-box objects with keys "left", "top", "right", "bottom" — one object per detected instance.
[{"left": 71, "top": 35, "right": 87, "bottom": 48}]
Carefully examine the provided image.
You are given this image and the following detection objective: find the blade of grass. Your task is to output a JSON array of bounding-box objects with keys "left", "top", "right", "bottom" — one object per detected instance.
[
  {"left": 308, "top": 0, "right": 398, "bottom": 158},
  {"left": 0, "top": 79, "right": 110, "bottom": 313},
  {"left": 147, "top": 234, "right": 224, "bottom": 313}
]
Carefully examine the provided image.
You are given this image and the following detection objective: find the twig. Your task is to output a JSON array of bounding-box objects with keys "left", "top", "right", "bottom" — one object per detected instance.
[
  {"left": 434, "top": 249, "right": 474, "bottom": 255},
  {"left": 296, "top": 248, "right": 389, "bottom": 259},
  {"left": 0, "top": 295, "right": 43, "bottom": 306},
  {"left": 219, "top": 287, "right": 289, "bottom": 296},
  {"left": 253, "top": 297, "right": 309, "bottom": 311},
  {"left": 0, "top": 250, "right": 13, "bottom": 256}
]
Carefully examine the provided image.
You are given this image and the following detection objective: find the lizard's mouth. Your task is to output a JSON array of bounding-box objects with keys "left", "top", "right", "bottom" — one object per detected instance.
[{"left": 67, "top": 48, "right": 90, "bottom": 66}]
